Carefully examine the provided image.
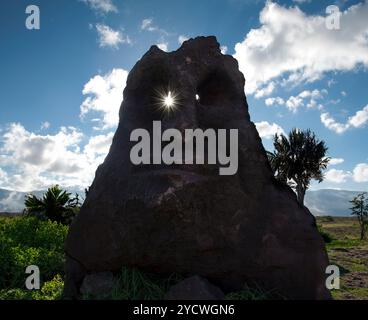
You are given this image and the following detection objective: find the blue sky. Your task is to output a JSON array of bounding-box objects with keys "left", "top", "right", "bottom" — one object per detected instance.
[{"left": 0, "top": 0, "right": 367, "bottom": 192}]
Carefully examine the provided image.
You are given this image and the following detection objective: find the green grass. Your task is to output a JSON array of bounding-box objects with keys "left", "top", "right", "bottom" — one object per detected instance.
[
  {"left": 317, "top": 216, "right": 368, "bottom": 300},
  {"left": 224, "top": 285, "right": 277, "bottom": 300}
]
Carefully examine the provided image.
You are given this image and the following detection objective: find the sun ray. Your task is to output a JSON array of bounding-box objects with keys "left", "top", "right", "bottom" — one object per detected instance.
[{"left": 154, "top": 87, "right": 181, "bottom": 114}]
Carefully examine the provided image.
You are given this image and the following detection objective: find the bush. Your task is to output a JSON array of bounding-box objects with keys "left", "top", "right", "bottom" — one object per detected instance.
[
  {"left": 0, "top": 216, "right": 68, "bottom": 291},
  {"left": 0, "top": 275, "right": 64, "bottom": 300},
  {"left": 317, "top": 225, "right": 333, "bottom": 243}
]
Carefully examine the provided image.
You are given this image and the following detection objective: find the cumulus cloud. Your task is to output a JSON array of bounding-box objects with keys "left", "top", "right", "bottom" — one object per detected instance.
[
  {"left": 0, "top": 123, "right": 114, "bottom": 192},
  {"left": 353, "top": 163, "right": 368, "bottom": 182},
  {"left": 80, "top": 68, "right": 129, "bottom": 129},
  {"left": 325, "top": 168, "right": 351, "bottom": 183},
  {"left": 141, "top": 18, "right": 155, "bottom": 31},
  {"left": 81, "top": 0, "right": 117, "bottom": 14},
  {"left": 265, "top": 97, "right": 285, "bottom": 106},
  {"left": 140, "top": 18, "right": 168, "bottom": 36},
  {"left": 285, "top": 96, "right": 304, "bottom": 113},
  {"left": 255, "top": 121, "right": 285, "bottom": 139},
  {"left": 254, "top": 82, "right": 275, "bottom": 99},
  {"left": 178, "top": 35, "right": 189, "bottom": 45},
  {"left": 40, "top": 121, "right": 50, "bottom": 130},
  {"left": 329, "top": 158, "right": 344, "bottom": 166},
  {"left": 321, "top": 105, "right": 368, "bottom": 134},
  {"left": 220, "top": 45, "right": 228, "bottom": 55},
  {"left": 265, "top": 89, "right": 326, "bottom": 112},
  {"left": 0, "top": 191, "right": 26, "bottom": 212},
  {"left": 96, "top": 24, "right": 130, "bottom": 48},
  {"left": 157, "top": 42, "right": 169, "bottom": 52},
  {"left": 234, "top": 1, "right": 368, "bottom": 94}
]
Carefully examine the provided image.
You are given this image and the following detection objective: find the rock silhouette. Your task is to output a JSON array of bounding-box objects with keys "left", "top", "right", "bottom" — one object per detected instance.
[{"left": 64, "top": 36, "right": 331, "bottom": 299}]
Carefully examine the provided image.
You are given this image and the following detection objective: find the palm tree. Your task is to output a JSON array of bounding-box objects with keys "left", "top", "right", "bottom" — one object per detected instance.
[
  {"left": 267, "top": 129, "right": 330, "bottom": 206},
  {"left": 25, "top": 185, "right": 80, "bottom": 225}
]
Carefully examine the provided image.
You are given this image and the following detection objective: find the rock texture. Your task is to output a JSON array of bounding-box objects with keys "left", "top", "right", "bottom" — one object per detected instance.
[
  {"left": 80, "top": 272, "right": 115, "bottom": 298},
  {"left": 165, "top": 276, "right": 225, "bottom": 300},
  {"left": 64, "top": 36, "right": 331, "bottom": 300}
]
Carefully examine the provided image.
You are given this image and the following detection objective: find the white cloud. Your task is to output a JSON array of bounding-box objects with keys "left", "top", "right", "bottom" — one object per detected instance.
[
  {"left": 0, "top": 123, "right": 114, "bottom": 192},
  {"left": 285, "top": 95, "right": 304, "bottom": 113},
  {"left": 140, "top": 18, "right": 168, "bottom": 36},
  {"left": 81, "top": 0, "right": 117, "bottom": 13},
  {"left": 353, "top": 163, "right": 368, "bottom": 182},
  {"left": 320, "top": 113, "right": 349, "bottom": 134},
  {"left": 265, "top": 97, "right": 285, "bottom": 106},
  {"left": 80, "top": 68, "right": 129, "bottom": 129},
  {"left": 84, "top": 132, "right": 114, "bottom": 160},
  {"left": 254, "top": 82, "right": 275, "bottom": 99},
  {"left": 96, "top": 24, "right": 130, "bottom": 48},
  {"left": 157, "top": 42, "right": 169, "bottom": 52},
  {"left": 40, "top": 121, "right": 50, "bottom": 130},
  {"left": 141, "top": 18, "right": 155, "bottom": 31},
  {"left": 220, "top": 45, "right": 228, "bottom": 54},
  {"left": 255, "top": 121, "right": 285, "bottom": 139},
  {"left": 0, "top": 168, "right": 8, "bottom": 183},
  {"left": 321, "top": 105, "right": 368, "bottom": 134},
  {"left": 325, "top": 169, "right": 351, "bottom": 183},
  {"left": 349, "top": 105, "right": 368, "bottom": 128},
  {"left": 329, "top": 158, "right": 344, "bottom": 166},
  {"left": 178, "top": 35, "right": 189, "bottom": 45},
  {"left": 266, "top": 89, "right": 326, "bottom": 112},
  {"left": 234, "top": 1, "right": 368, "bottom": 94},
  {"left": 0, "top": 191, "right": 26, "bottom": 212}
]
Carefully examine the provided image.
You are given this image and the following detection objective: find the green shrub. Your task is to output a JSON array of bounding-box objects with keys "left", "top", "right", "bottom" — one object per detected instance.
[
  {"left": 33, "top": 274, "right": 64, "bottom": 300},
  {"left": 317, "top": 225, "right": 333, "bottom": 243},
  {"left": 0, "top": 274, "right": 64, "bottom": 300},
  {"left": 0, "top": 216, "right": 68, "bottom": 291}
]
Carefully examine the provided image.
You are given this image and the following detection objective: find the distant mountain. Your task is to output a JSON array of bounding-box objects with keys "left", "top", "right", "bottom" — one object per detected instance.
[
  {"left": 0, "top": 188, "right": 84, "bottom": 214},
  {"left": 0, "top": 188, "right": 364, "bottom": 217},
  {"left": 305, "top": 189, "right": 364, "bottom": 217}
]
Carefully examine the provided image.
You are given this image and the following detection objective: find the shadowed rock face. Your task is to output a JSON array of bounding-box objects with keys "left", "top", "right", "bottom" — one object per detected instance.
[{"left": 64, "top": 36, "right": 331, "bottom": 300}]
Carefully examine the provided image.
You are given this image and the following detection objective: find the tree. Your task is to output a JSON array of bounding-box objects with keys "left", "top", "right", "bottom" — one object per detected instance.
[
  {"left": 350, "top": 193, "right": 368, "bottom": 240},
  {"left": 267, "top": 129, "right": 330, "bottom": 206},
  {"left": 24, "top": 185, "right": 80, "bottom": 225}
]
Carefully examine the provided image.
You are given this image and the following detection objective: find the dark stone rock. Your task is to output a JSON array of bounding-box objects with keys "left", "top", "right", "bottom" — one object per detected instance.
[
  {"left": 64, "top": 36, "right": 331, "bottom": 300},
  {"left": 165, "top": 276, "right": 225, "bottom": 300},
  {"left": 80, "top": 272, "right": 115, "bottom": 298}
]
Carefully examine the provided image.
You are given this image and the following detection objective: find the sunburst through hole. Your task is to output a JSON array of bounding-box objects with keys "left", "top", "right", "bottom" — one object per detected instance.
[{"left": 154, "top": 88, "right": 181, "bottom": 114}]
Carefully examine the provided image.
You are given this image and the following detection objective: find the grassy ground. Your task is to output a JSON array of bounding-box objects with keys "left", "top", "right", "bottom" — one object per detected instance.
[{"left": 317, "top": 216, "right": 368, "bottom": 300}]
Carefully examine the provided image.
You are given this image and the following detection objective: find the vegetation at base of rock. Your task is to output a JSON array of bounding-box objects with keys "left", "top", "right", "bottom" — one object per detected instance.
[
  {"left": 1, "top": 214, "right": 367, "bottom": 300},
  {"left": 0, "top": 216, "right": 67, "bottom": 296},
  {"left": 0, "top": 275, "right": 64, "bottom": 300},
  {"left": 224, "top": 285, "right": 278, "bottom": 300},
  {"left": 83, "top": 268, "right": 183, "bottom": 300},
  {"left": 25, "top": 185, "right": 81, "bottom": 225},
  {"left": 317, "top": 225, "right": 333, "bottom": 243}
]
